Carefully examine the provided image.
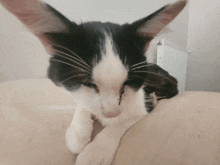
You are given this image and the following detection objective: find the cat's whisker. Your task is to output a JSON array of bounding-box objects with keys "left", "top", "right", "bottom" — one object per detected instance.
[
  {"left": 144, "top": 82, "right": 163, "bottom": 89},
  {"left": 143, "top": 82, "right": 155, "bottom": 87},
  {"left": 130, "top": 61, "right": 149, "bottom": 68},
  {"left": 145, "top": 101, "right": 153, "bottom": 103},
  {"left": 61, "top": 74, "right": 88, "bottom": 83},
  {"left": 130, "top": 63, "right": 155, "bottom": 72},
  {"left": 50, "top": 59, "right": 91, "bottom": 74},
  {"left": 55, "top": 50, "right": 92, "bottom": 72},
  {"left": 82, "top": 77, "right": 91, "bottom": 85},
  {"left": 144, "top": 79, "right": 159, "bottom": 86},
  {"left": 130, "top": 65, "right": 150, "bottom": 72},
  {"left": 130, "top": 75, "right": 159, "bottom": 88},
  {"left": 131, "top": 75, "right": 145, "bottom": 80},
  {"left": 145, "top": 104, "right": 154, "bottom": 107},
  {"left": 132, "top": 71, "right": 177, "bottom": 84},
  {"left": 145, "top": 96, "right": 153, "bottom": 99},
  {"left": 145, "top": 98, "right": 153, "bottom": 101},
  {"left": 131, "top": 75, "right": 157, "bottom": 87},
  {"left": 52, "top": 44, "right": 91, "bottom": 69},
  {"left": 55, "top": 50, "right": 91, "bottom": 71},
  {"left": 157, "top": 96, "right": 167, "bottom": 99},
  {"left": 145, "top": 99, "right": 153, "bottom": 102}
]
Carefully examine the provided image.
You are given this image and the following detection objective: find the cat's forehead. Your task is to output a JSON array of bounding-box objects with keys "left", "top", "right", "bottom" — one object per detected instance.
[
  {"left": 81, "top": 22, "right": 121, "bottom": 33},
  {"left": 92, "top": 34, "right": 128, "bottom": 90}
]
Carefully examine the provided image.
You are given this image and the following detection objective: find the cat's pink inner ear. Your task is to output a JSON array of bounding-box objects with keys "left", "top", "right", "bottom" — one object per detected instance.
[
  {"left": 0, "top": 0, "right": 68, "bottom": 35},
  {"left": 0, "top": 0, "right": 70, "bottom": 53},
  {"left": 137, "top": 0, "right": 187, "bottom": 38}
]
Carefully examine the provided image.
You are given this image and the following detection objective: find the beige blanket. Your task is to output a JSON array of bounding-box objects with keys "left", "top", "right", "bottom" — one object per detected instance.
[{"left": 1, "top": 79, "right": 220, "bottom": 165}]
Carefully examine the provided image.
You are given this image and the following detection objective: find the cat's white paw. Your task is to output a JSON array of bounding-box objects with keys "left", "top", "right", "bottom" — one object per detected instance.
[
  {"left": 75, "top": 140, "right": 117, "bottom": 165},
  {"left": 65, "top": 125, "right": 91, "bottom": 154}
]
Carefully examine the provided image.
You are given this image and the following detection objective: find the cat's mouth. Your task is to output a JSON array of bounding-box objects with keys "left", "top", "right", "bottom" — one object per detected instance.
[{"left": 102, "top": 111, "right": 121, "bottom": 118}]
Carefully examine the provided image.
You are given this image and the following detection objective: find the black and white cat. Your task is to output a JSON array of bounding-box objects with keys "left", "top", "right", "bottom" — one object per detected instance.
[{"left": 1, "top": 0, "right": 187, "bottom": 164}]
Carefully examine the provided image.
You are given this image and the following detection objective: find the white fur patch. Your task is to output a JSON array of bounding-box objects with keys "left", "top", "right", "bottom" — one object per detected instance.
[
  {"left": 70, "top": 34, "right": 147, "bottom": 125},
  {"left": 92, "top": 34, "right": 128, "bottom": 115},
  {"left": 93, "top": 35, "right": 128, "bottom": 90}
]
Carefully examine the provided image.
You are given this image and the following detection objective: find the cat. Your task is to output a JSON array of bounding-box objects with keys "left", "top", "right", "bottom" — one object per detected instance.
[{"left": 0, "top": 0, "right": 187, "bottom": 164}]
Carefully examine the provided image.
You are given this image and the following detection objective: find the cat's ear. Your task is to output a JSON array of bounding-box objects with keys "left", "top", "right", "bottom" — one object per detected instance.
[
  {"left": 144, "top": 64, "right": 178, "bottom": 100},
  {"left": 0, "top": 0, "right": 77, "bottom": 53},
  {"left": 130, "top": 0, "right": 187, "bottom": 40}
]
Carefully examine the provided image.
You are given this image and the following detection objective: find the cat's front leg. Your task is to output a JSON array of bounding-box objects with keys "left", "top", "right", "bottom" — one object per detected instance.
[
  {"left": 65, "top": 106, "right": 93, "bottom": 154},
  {"left": 75, "top": 115, "right": 145, "bottom": 165}
]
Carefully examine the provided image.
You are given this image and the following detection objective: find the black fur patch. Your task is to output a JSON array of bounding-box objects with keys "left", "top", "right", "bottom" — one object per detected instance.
[{"left": 44, "top": 3, "right": 179, "bottom": 111}]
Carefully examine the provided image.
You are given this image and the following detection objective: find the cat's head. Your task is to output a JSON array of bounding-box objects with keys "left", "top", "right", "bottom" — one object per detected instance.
[{"left": 1, "top": 0, "right": 186, "bottom": 117}]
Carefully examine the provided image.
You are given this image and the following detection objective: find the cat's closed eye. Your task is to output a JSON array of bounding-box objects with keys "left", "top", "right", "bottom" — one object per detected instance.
[
  {"left": 120, "top": 88, "right": 125, "bottom": 95},
  {"left": 84, "top": 82, "right": 100, "bottom": 93},
  {"left": 119, "top": 86, "right": 125, "bottom": 105}
]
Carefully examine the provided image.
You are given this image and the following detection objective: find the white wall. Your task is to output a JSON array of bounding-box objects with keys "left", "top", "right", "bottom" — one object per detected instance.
[
  {"left": 0, "top": 5, "right": 49, "bottom": 82},
  {"left": 186, "top": 0, "right": 220, "bottom": 92},
  {"left": 0, "top": 0, "right": 188, "bottom": 83}
]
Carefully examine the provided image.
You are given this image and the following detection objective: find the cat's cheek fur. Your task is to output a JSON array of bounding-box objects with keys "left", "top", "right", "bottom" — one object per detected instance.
[
  {"left": 99, "top": 87, "right": 147, "bottom": 126},
  {"left": 69, "top": 85, "right": 147, "bottom": 126},
  {"left": 70, "top": 86, "right": 121, "bottom": 122},
  {"left": 70, "top": 86, "right": 102, "bottom": 111},
  {"left": 121, "top": 86, "right": 147, "bottom": 115}
]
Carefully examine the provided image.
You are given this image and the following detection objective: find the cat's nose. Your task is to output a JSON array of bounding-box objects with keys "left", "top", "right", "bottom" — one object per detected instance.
[{"left": 103, "top": 111, "right": 121, "bottom": 118}]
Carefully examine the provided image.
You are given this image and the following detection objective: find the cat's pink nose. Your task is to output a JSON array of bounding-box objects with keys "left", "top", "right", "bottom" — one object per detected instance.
[{"left": 103, "top": 111, "right": 121, "bottom": 118}]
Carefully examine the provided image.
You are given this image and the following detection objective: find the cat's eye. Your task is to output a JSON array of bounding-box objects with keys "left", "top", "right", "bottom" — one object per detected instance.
[
  {"left": 119, "top": 87, "right": 125, "bottom": 105},
  {"left": 83, "top": 82, "right": 99, "bottom": 93},
  {"left": 120, "top": 88, "right": 125, "bottom": 95}
]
